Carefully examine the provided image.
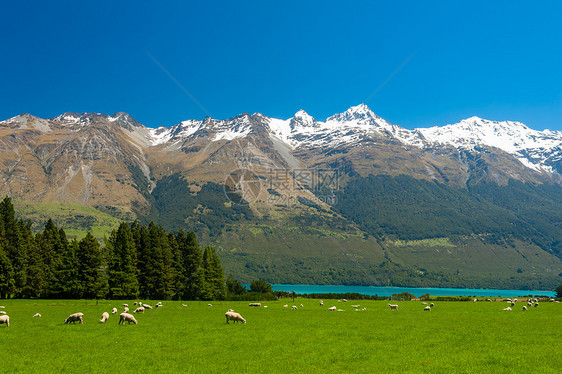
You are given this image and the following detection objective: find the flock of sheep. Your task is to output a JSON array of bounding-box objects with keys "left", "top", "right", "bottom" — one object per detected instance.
[
  {"left": 0, "top": 301, "right": 166, "bottom": 328},
  {"left": 0, "top": 297, "right": 558, "bottom": 328}
]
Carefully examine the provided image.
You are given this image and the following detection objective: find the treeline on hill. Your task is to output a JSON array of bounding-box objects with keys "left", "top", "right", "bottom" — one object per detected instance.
[
  {"left": 0, "top": 197, "right": 227, "bottom": 300},
  {"left": 334, "top": 174, "right": 562, "bottom": 257}
]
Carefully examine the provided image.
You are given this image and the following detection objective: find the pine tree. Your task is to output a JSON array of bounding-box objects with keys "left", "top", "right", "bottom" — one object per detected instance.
[
  {"left": 0, "top": 245, "right": 14, "bottom": 299},
  {"left": 176, "top": 230, "right": 204, "bottom": 300},
  {"left": 0, "top": 198, "right": 26, "bottom": 297},
  {"left": 20, "top": 221, "right": 45, "bottom": 298},
  {"left": 201, "top": 246, "right": 225, "bottom": 300},
  {"left": 77, "top": 233, "right": 108, "bottom": 299},
  {"left": 107, "top": 222, "right": 139, "bottom": 299},
  {"left": 226, "top": 274, "right": 247, "bottom": 296}
]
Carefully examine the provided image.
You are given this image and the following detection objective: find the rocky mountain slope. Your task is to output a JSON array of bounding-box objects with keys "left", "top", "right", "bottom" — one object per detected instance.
[{"left": 1, "top": 105, "right": 561, "bottom": 289}]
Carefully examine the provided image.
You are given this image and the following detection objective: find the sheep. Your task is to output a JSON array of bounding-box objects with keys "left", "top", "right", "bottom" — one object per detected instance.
[
  {"left": 227, "top": 309, "right": 234, "bottom": 312},
  {"left": 0, "top": 315, "right": 9, "bottom": 327},
  {"left": 292, "top": 306, "right": 298, "bottom": 310},
  {"left": 64, "top": 312, "right": 84, "bottom": 324},
  {"left": 503, "top": 307, "right": 512, "bottom": 311},
  {"left": 143, "top": 304, "right": 153, "bottom": 310},
  {"left": 328, "top": 306, "right": 336, "bottom": 311},
  {"left": 33, "top": 313, "right": 41, "bottom": 318},
  {"left": 388, "top": 304, "right": 399, "bottom": 310},
  {"left": 534, "top": 302, "right": 539, "bottom": 307},
  {"left": 155, "top": 302, "right": 163, "bottom": 308},
  {"left": 424, "top": 306, "right": 431, "bottom": 311},
  {"left": 133, "top": 307, "right": 145, "bottom": 314},
  {"left": 225, "top": 311, "right": 246, "bottom": 324},
  {"left": 263, "top": 306, "right": 268, "bottom": 308},
  {"left": 123, "top": 307, "right": 129, "bottom": 313},
  {"left": 511, "top": 302, "right": 515, "bottom": 307},
  {"left": 181, "top": 304, "right": 188, "bottom": 307},
  {"left": 523, "top": 306, "right": 527, "bottom": 311},
  {"left": 351, "top": 305, "right": 360, "bottom": 308},
  {"left": 283, "top": 304, "right": 288, "bottom": 308},
  {"left": 319, "top": 300, "right": 324, "bottom": 306},
  {"left": 208, "top": 304, "right": 213, "bottom": 307},
  {"left": 139, "top": 302, "right": 143, "bottom": 306},
  {"left": 0, "top": 306, "right": 4, "bottom": 308},
  {"left": 248, "top": 303, "right": 261, "bottom": 307},
  {"left": 473, "top": 299, "right": 477, "bottom": 302},
  {"left": 122, "top": 303, "right": 128, "bottom": 307},
  {"left": 486, "top": 299, "right": 493, "bottom": 302},
  {"left": 527, "top": 302, "right": 532, "bottom": 307},
  {"left": 421, "top": 302, "right": 428, "bottom": 305},
  {"left": 112, "top": 308, "right": 118, "bottom": 314},
  {"left": 430, "top": 303, "right": 435, "bottom": 307},
  {"left": 342, "top": 299, "right": 348, "bottom": 302},
  {"left": 99, "top": 312, "right": 109, "bottom": 323},
  {"left": 0, "top": 311, "right": 5, "bottom": 315},
  {"left": 133, "top": 302, "right": 138, "bottom": 306},
  {"left": 549, "top": 299, "right": 555, "bottom": 302},
  {"left": 337, "top": 309, "right": 345, "bottom": 312},
  {"left": 300, "top": 304, "right": 304, "bottom": 308},
  {"left": 362, "top": 307, "right": 367, "bottom": 311},
  {"left": 119, "top": 312, "right": 138, "bottom": 325}
]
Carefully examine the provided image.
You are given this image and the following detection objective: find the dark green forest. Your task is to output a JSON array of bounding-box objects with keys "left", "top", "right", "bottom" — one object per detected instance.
[
  {"left": 0, "top": 197, "right": 226, "bottom": 300},
  {"left": 334, "top": 174, "right": 562, "bottom": 257}
]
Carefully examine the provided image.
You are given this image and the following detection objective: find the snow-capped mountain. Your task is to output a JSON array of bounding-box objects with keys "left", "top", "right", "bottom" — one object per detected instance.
[{"left": 418, "top": 116, "right": 562, "bottom": 174}]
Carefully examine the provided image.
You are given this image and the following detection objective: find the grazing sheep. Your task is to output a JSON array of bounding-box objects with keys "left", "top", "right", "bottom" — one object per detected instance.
[
  {"left": 225, "top": 311, "right": 246, "bottom": 324},
  {"left": 112, "top": 308, "right": 118, "bottom": 314},
  {"left": 33, "top": 313, "right": 41, "bottom": 318},
  {"left": 123, "top": 307, "right": 129, "bottom": 313},
  {"left": 0, "top": 311, "right": 5, "bottom": 315},
  {"left": 122, "top": 304, "right": 128, "bottom": 307},
  {"left": 181, "top": 304, "right": 188, "bottom": 307},
  {"left": 342, "top": 299, "right": 348, "bottom": 302},
  {"left": 248, "top": 303, "right": 261, "bottom": 307},
  {"left": 328, "top": 306, "right": 337, "bottom": 311},
  {"left": 319, "top": 300, "right": 324, "bottom": 306},
  {"left": 133, "top": 307, "right": 145, "bottom": 314},
  {"left": 283, "top": 304, "right": 288, "bottom": 308},
  {"left": 351, "top": 305, "right": 360, "bottom": 308},
  {"left": 421, "top": 302, "right": 428, "bottom": 305},
  {"left": 300, "top": 304, "right": 304, "bottom": 308},
  {"left": 430, "top": 303, "right": 434, "bottom": 307},
  {"left": 511, "top": 302, "right": 515, "bottom": 307},
  {"left": 527, "top": 302, "right": 532, "bottom": 307},
  {"left": 155, "top": 302, "right": 163, "bottom": 308},
  {"left": 503, "top": 307, "right": 512, "bottom": 311},
  {"left": 523, "top": 306, "right": 527, "bottom": 311},
  {"left": 337, "top": 309, "right": 345, "bottom": 312},
  {"left": 64, "top": 312, "right": 84, "bottom": 324},
  {"left": 0, "top": 315, "right": 9, "bottom": 327},
  {"left": 228, "top": 309, "right": 234, "bottom": 312},
  {"left": 424, "top": 306, "right": 431, "bottom": 311},
  {"left": 292, "top": 306, "right": 298, "bottom": 310},
  {"left": 143, "top": 304, "right": 153, "bottom": 310},
  {"left": 0, "top": 306, "right": 4, "bottom": 308},
  {"left": 388, "top": 304, "right": 399, "bottom": 310},
  {"left": 119, "top": 313, "right": 138, "bottom": 325},
  {"left": 263, "top": 306, "right": 268, "bottom": 308},
  {"left": 133, "top": 302, "right": 138, "bottom": 306},
  {"left": 534, "top": 302, "right": 539, "bottom": 307},
  {"left": 99, "top": 312, "right": 109, "bottom": 323},
  {"left": 139, "top": 302, "right": 143, "bottom": 306},
  {"left": 208, "top": 304, "right": 213, "bottom": 307},
  {"left": 362, "top": 307, "right": 367, "bottom": 311},
  {"left": 487, "top": 299, "right": 493, "bottom": 302},
  {"left": 473, "top": 299, "right": 477, "bottom": 302}
]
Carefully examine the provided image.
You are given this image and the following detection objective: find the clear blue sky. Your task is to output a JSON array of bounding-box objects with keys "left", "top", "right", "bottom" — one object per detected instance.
[{"left": 1, "top": 1, "right": 561, "bottom": 130}]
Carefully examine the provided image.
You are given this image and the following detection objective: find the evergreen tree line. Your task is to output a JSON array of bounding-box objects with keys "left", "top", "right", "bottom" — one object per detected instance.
[{"left": 0, "top": 197, "right": 226, "bottom": 300}]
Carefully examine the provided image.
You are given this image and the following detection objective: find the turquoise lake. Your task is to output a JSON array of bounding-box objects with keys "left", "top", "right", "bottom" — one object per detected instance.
[{"left": 269, "top": 284, "right": 556, "bottom": 298}]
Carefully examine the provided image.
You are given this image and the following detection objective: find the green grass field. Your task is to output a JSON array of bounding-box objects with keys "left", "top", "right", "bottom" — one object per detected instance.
[{"left": 0, "top": 299, "right": 560, "bottom": 373}]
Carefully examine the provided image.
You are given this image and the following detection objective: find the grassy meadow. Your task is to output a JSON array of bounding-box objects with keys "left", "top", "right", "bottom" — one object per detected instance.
[{"left": 0, "top": 298, "right": 561, "bottom": 373}]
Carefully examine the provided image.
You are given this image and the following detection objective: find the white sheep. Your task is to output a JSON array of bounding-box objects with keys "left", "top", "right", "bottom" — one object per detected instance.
[
  {"left": 430, "top": 303, "right": 434, "bottom": 307},
  {"left": 534, "top": 302, "right": 539, "bottom": 307},
  {"left": 143, "top": 304, "right": 153, "bottom": 310},
  {"left": 319, "top": 300, "right": 324, "bottom": 306},
  {"left": 155, "top": 302, "right": 163, "bottom": 308},
  {"left": 283, "top": 304, "right": 288, "bottom": 308},
  {"left": 133, "top": 307, "right": 145, "bottom": 314},
  {"left": 292, "top": 306, "right": 298, "bottom": 310},
  {"left": 112, "top": 308, "right": 118, "bottom": 314},
  {"left": 99, "top": 312, "right": 109, "bottom": 323},
  {"left": 0, "top": 306, "right": 4, "bottom": 309},
  {"left": 0, "top": 315, "right": 9, "bottom": 327},
  {"left": 362, "top": 307, "right": 367, "bottom": 311},
  {"left": 421, "top": 302, "right": 428, "bottom": 305},
  {"left": 263, "top": 306, "right": 268, "bottom": 308},
  {"left": 181, "top": 304, "right": 188, "bottom": 307},
  {"left": 119, "top": 312, "right": 138, "bottom": 325},
  {"left": 225, "top": 311, "right": 246, "bottom": 324},
  {"left": 133, "top": 302, "right": 138, "bottom": 306},
  {"left": 351, "top": 305, "right": 360, "bottom": 308},
  {"left": 208, "top": 304, "right": 213, "bottom": 307},
  {"left": 523, "top": 306, "right": 527, "bottom": 311},
  {"left": 64, "top": 312, "right": 84, "bottom": 324},
  {"left": 503, "top": 307, "right": 512, "bottom": 311},
  {"left": 123, "top": 307, "right": 129, "bottom": 313},
  {"left": 337, "top": 309, "right": 345, "bottom": 312},
  {"left": 300, "top": 304, "right": 304, "bottom": 308},
  {"left": 122, "top": 303, "right": 128, "bottom": 307},
  {"left": 33, "top": 313, "right": 41, "bottom": 318},
  {"left": 248, "top": 303, "right": 261, "bottom": 307},
  {"left": 328, "top": 306, "right": 336, "bottom": 311},
  {"left": 342, "top": 299, "right": 348, "bottom": 302},
  {"left": 0, "top": 311, "right": 5, "bottom": 315},
  {"left": 388, "top": 304, "right": 399, "bottom": 310},
  {"left": 424, "top": 306, "right": 431, "bottom": 311}
]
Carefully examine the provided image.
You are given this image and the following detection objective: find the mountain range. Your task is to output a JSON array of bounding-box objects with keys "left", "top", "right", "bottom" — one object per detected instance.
[{"left": 1, "top": 105, "right": 561, "bottom": 290}]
